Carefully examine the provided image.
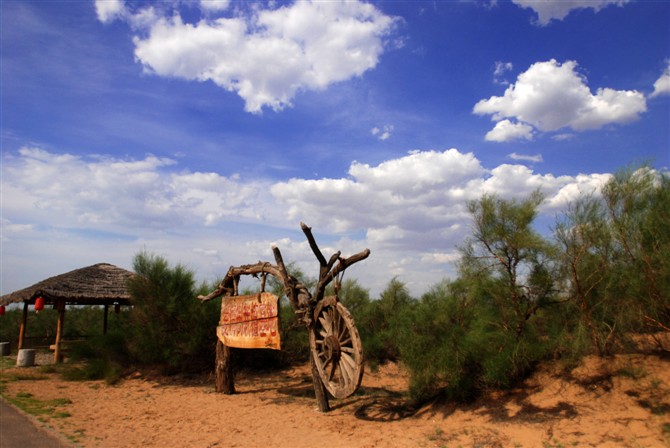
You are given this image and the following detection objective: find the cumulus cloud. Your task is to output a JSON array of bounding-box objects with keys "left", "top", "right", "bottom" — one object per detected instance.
[
  {"left": 511, "top": 0, "right": 630, "bottom": 25},
  {"left": 484, "top": 119, "right": 534, "bottom": 142},
  {"left": 3, "top": 146, "right": 614, "bottom": 296},
  {"left": 271, "top": 148, "right": 610, "bottom": 248},
  {"left": 2, "top": 147, "right": 270, "bottom": 233},
  {"left": 199, "top": 0, "right": 230, "bottom": 12},
  {"left": 650, "top": 61, "right": 670, "bottom": 98},
  {"left": 474, "top": 59, "right": 647, "bottom": 141},
  {"left": 100, "top": 0, "right": 397, "bottom": 113},
  {"left": 95, "top": 0, "right": 127, "bottom": 24}
]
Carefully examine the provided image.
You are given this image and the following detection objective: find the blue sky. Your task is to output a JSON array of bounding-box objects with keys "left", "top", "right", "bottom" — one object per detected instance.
[{"left": 2, "top": 0, "right": 669, "bottom": 297}]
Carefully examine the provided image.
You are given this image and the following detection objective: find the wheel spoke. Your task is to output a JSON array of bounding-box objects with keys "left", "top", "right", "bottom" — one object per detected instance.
[
  {"left": 328, "top": 360, "right": 338, "bottom": 381},
  {"left": 319, "top": 316, "right": 330, "bottom": 334},
  {"left": 341, "top": 352, "right": 356, "bottom": 370},
  {"left": 338, "top": 316, "right": 347, "bottom": 340},
  {"left": 334, "top": 312, "right": 342, "bottom": 338},
  {"left": 337, "top": 359, "right": 350, "bottom": 384},
  {"left": 310, "top": 302, "right": 364, "bottom": 399}
]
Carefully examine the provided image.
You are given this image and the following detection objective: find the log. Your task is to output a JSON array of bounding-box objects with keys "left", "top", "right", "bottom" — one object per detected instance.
[
  {"left": 215, "top": 340, "right": 235, "bottom": 394},
  {"left": 310, "top": 352, "right": 330, "bottom": 412}
]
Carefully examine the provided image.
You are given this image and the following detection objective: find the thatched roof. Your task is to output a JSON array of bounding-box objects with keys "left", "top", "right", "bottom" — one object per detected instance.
[{"left": 0, "top": 263, "right": 134, "bottom": 307}]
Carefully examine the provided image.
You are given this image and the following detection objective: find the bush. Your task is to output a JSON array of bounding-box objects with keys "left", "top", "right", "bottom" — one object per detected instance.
[
  {"left": 63, "top": 333, "right": 130, "bottom": 384},
  {"left": 125, "top": 251, "right": 220, "bottom": 374},
  {"left": 399, "top": 278, "right": 562, "bottom": 404},
  {"left": 555, "top": 165, "right": 670, "bottom": 354},
  {"left": 355, "top": 278, "right": 415, "bottom": 367}
]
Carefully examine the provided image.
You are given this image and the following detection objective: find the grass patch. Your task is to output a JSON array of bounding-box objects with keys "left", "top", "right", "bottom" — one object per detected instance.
[
  {"left": 0, "top": 356, "right": 15, "bottom": 369},
  {"left": 4, "top": 391, "right": 72, "bottom": 421},
  {"left": 67, "top": 429, "right": 86, "bottom": 445},
  {"left": 1, "top": 372, "right": 49, "bottom": 381}
]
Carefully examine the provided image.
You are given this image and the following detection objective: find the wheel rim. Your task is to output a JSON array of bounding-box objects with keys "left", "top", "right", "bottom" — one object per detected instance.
[{"left": 310, "top": 301, "right": 364, "bottom": 399}]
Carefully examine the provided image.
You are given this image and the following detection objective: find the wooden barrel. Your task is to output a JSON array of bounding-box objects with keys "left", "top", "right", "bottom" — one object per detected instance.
[{"left": 16, "top": 349, "right": 36, "bottom": 367}]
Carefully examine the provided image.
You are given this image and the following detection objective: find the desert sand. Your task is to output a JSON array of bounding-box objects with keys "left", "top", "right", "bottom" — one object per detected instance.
[{"left": 2, "top": 352, "right": 669, "bottom": 447}]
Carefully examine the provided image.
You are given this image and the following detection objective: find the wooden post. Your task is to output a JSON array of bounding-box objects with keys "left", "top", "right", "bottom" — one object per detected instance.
[
  {"left": 103, "top": 304, "right": 109, "bottom": 335},
  {"left": 18, "top": 302, "right": 28, "bottom": 350},
  {"left": 215, "top": 340, "right": 235, "bottom": 394},
  {"left": 311, "top": 353, "right": 330, "bottom": 412},
  {"left": 54, "top": 301, "right": 65, "bottom": 363}
]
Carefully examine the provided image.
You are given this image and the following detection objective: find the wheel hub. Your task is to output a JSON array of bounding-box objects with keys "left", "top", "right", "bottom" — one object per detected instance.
[{"left": 324, "top": 335, "right": 341, "bottom": 362}]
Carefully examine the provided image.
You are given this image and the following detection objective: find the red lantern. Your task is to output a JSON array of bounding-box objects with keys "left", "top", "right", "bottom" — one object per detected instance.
[
  {"left": 34, "top": 297, "right": 45, "bottom": 312},
  {"left": 0, "top": 305, "right": 5, "bottom": 316}
]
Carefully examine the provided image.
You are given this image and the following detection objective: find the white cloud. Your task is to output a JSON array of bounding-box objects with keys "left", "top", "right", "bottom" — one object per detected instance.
[
  {"left": 371, "top": 125, "right": 394, "bottom": 141},
  {"left": 545, "top": 173, "right": 612, "bottom": 210},
  {"left": 552, "top": 133, "right": 575, "bottom": 141},
  {"left": 650, "top": 61, "right": 670, "bottom": 98},
  {"left": 484, "top": 119, "right": 534, "bottom": 142},
  {"left": 94, "top": 0, "right": 127, "bottom": 24},
  {"left": 2, "top": 147, "right": 271, "bottom": 233},
  {"left": 420, "top": 251, "right": 461, "bottom": 265},
  {"left": 123, "top": 1, "right": 398, "bottom": 113},
  {"left": 3, "top": 146, "right": 617, "bottom": 297},
  {"left": 511, "top": 0, "right": 630, "bottom": 25},
  {"left": 474, "top": 59, "right": 647, "bottom": 138},
  {"left": 199, "top": 0, "right": 230, "bottom": 12},
  {"left": 493, "top": 61, "right": 513, "bottom": 85},
  {"left": 508, "top": 152, "right": 543, "bottom": 163}
]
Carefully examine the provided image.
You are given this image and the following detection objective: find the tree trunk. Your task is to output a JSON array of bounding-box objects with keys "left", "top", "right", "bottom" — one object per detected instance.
[
  {"left": 215, "top": 339, "right": 235, "bottom": 394},
  {"left": 310, "top": 351, "right": 330, "bottom": 412}
]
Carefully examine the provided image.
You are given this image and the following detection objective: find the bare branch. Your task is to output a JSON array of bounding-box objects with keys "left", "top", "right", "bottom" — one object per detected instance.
[
  {"left": 301, "top": 222, "right": 327, "bottom": 267},
  {"left": 320, "top": 249, "right": 371, "bottom": 290}
]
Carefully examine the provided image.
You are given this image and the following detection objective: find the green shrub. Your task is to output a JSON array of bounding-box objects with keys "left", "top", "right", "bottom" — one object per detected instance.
[
  {"left": 125, "top": 251, "right": 220, "bottom": 374},
  {"left": 356, "top": 278, "right": 415, "bottom": 366},
  {"left": 63, "top": 333, "right": 130, "bottom": 384}
]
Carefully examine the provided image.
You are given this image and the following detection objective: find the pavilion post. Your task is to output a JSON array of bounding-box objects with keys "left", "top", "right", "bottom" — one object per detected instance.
[
  {"left": 18, "top": 302, "right": 28, "bottom": 350},
  {"left": 54, "top": 301, "right": 65, "bottom": 363},
  {"left": 103, "top": 304, "right": 109, "bottom": 335}
]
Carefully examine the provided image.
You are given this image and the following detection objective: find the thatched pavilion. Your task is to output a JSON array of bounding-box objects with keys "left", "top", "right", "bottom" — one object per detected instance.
[{"left": 0, "top": 263, "right": 134, "bottom": 363}]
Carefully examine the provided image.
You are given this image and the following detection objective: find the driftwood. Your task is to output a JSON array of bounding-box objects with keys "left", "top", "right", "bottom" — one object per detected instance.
[{"left": 197, "top": 222, "right": 370, "bottom": 412}]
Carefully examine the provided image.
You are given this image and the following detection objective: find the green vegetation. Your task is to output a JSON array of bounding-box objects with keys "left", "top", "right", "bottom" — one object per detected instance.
[
  {"left": 125, "top": 251, "right": 220, "bottom": 373},
  {"left": 3, "top": 391, "right": 72, "bottom": 421},
  {"left": 0, "top": 163, "right": 666, "bottom": 407},
  {"left": 556, "top": 165, "right": 670, "bottom": 356}
]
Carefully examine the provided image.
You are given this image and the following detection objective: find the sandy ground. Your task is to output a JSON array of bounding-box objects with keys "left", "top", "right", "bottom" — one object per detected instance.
[{"left": 2, "top": 351, "right": 670, "bottom": 448}]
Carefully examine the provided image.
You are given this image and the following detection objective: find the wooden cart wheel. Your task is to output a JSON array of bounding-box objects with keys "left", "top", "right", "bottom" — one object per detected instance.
[{"left": 309, "top": 301, "right": 364, "bottom": 399}]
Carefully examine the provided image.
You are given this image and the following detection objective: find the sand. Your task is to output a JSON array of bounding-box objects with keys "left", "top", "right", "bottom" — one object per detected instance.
[{"left": 2, "top": 352, "right": 669, "bottom": 447}]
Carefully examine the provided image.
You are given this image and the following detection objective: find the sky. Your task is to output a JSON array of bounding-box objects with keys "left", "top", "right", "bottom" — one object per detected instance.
[{"left": 1, "top": 0, "right": 669, "bottom": 298}]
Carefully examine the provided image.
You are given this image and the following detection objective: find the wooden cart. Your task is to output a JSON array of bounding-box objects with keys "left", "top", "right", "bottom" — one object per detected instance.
[{"left": 197, "top": 222, "right": 370, "bottom": 411}]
